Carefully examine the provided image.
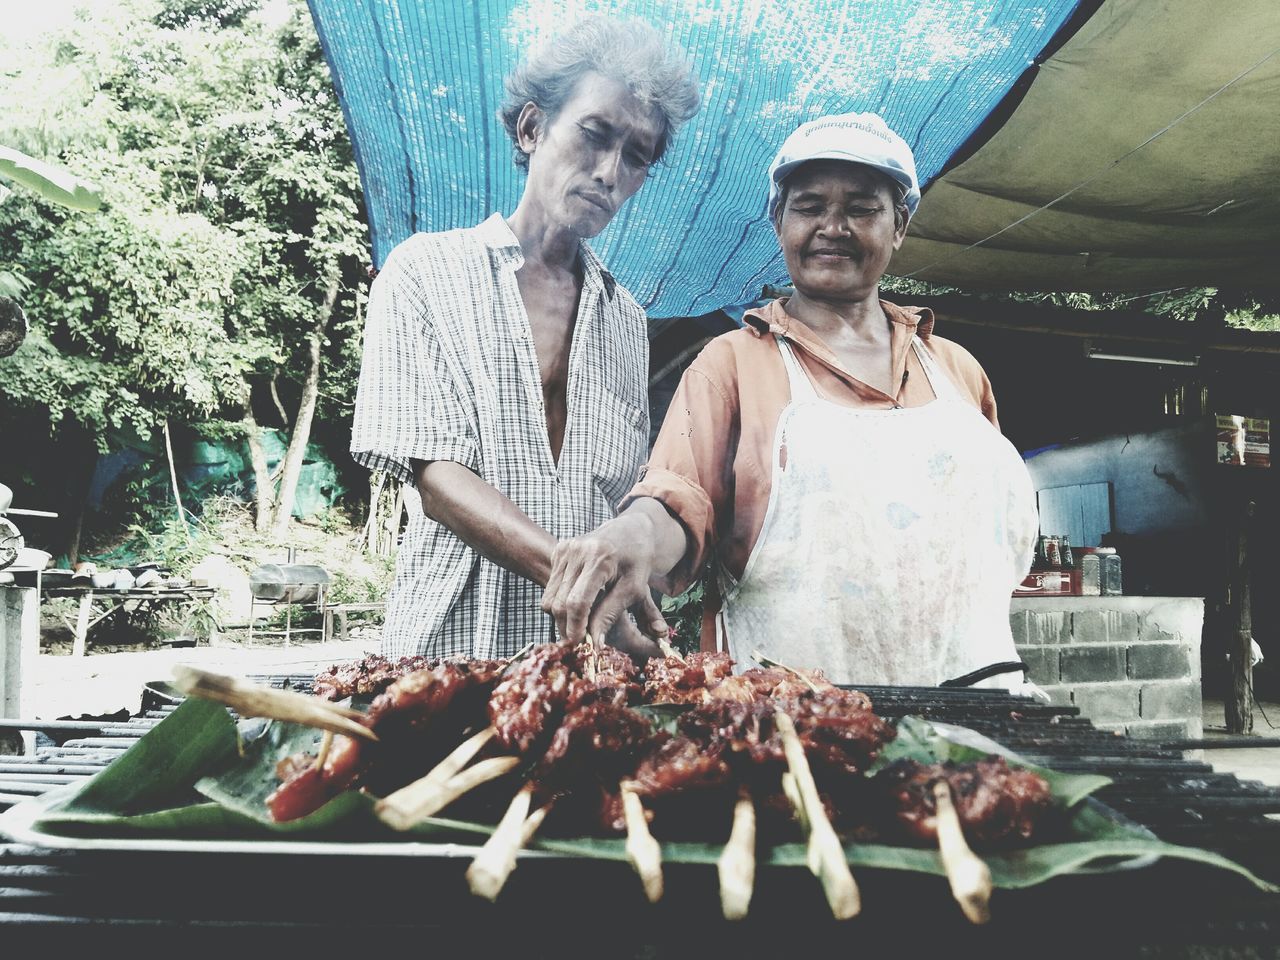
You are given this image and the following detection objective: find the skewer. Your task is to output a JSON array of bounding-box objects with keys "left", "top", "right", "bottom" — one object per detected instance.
[
  {"left": 656, "top": 636, "right": 684, "bottom": 662},
  {"left": 467, "top": 783, "right": 539, "bottom": 901},
  {"left": 751, "top": 651, "right": 819, "bottom": 693},
  {"left": 373, "top": 727, "right": 505, "bottom": 827},
  {"left": 780, "top": 772, "right": 807, "bottom": 832},
  {"left": 497, "top": 642, "right": 535, "bottom": 677},
  {"left": 173, "top": 666, "right": 378, "bottom": 742},
  {"left": 521, "top": 802, "right": 553, "bottom": 846},
  {"left": 620, "top": 782, "right": 664, "bottom": 903},
  {"left": 583, "top": 632, "right": 599, "bottom": 682},
  {"left": 774, "top": 712, "right": 860, "bottom": 920},
  {"left": 932, "top": 780, "right": 994, "bottom": 924},
  {"left": 311, "top": 731, "right": 334, "bottom": 772},
  {"left": 376, "top": 755, "right": 520, "bottom": 831},
  {"left": 717, "top": 785, "right": 756, "bottom": 920}
]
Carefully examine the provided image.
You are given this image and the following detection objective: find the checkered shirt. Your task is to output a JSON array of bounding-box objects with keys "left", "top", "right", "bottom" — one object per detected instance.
[{"left": 351, "top": 214, "right": 650, "bottom": 658}]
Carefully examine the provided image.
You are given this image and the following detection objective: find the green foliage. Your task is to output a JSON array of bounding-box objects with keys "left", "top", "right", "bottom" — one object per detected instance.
[
  {"left": 881, "top": 275, "right": 1280, "bottom": 330},
  {"left": 27, "top": 704, "right": 1275, "bottom": 894},
  {"left": 0, "top": 0, "right": 368, "bottom": 451},
  {"left": 660, "top": 574, "right": 707, "bottom": 653},
  {"left": 0, "top": 145, "right": 102, "bottom": 211}
]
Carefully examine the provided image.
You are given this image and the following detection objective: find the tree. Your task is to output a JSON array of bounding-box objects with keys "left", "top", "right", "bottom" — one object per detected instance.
[
  {"left": 0, "top": 0, "right": 368, "bottom": 549},
  {"left": 0, "top": 146, "right": 102, "bottom": 301}
]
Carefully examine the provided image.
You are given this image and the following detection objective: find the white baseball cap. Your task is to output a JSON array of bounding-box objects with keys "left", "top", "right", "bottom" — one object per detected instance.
[{"left": 767, "top": 112, "right": 920, "bottom": 219}]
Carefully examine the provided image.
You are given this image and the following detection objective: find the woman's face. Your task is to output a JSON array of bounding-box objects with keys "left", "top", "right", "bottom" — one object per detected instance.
[{"left": 773, "top": 160, "right": 907, "bottom": 303}]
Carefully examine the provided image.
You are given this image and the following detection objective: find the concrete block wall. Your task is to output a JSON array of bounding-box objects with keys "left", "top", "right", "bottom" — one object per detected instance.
[
  {"left": 1, "top": 586, "right": 40, "bottom": 755},
  {"left": 1011, "top": 597, "right": 1203, "bottom": 741}
]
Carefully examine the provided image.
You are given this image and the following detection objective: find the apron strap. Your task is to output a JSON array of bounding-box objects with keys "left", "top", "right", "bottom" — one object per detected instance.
[
  {"left": 775, "top": 336, "right": 819, "bottom": 402},
  {"left": 910, "top": 338, "right": 962, "bottom": 402}
]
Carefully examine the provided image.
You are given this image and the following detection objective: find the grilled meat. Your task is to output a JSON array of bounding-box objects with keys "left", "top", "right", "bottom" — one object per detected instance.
[
  {"left": 643, "top": 651, "right": 735, "bottom": 703},
  {"left": 874, "top": 756, "right": 1053, "bottom": 847}
]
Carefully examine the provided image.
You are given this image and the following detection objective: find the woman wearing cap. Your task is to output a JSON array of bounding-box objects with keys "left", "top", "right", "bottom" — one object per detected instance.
[{"left": 542, "top": 113, "right": 1038, "bottom": 690}]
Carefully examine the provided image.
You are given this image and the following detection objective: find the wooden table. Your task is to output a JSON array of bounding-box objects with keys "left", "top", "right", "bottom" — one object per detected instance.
[{"left": 43, "top": 586, "right": 217, "bottom": 657}]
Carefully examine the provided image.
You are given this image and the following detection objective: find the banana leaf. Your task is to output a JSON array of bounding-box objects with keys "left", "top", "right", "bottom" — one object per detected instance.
[
  {"left": 16, "top": 697, "right": 1276, "bottom": 892},
  {"left": 0, "top": 146, "right": 103, "bottom": 212}
]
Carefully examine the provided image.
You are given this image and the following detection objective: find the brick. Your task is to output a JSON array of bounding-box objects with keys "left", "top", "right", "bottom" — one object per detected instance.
[
  {"left": 1024, "top": 610, "right": 1071, "bottom": 645},
  {"left": 1127, "top": 643, "right": 1192, "bottom": 681},
  {"left": 1125, "top": 720, "right": 1195, "bottom": 742},
  {"left": 1009, "top": 610, "right": 1029, "bottom": 646},
  {"left": 1060, "top": 646, "right": 1126, "bottom": 683},
  {"left": 1019, "top": 646, "right": 1060, "bottom": 686},
  {"left": 1138, "top": 601, "right": 1201, "bottom": 645},
  {"left": 1072, "top": 683, "right": 1140, "bottom": 723},
  {"left": 1071, "top": 610, "right": 1140, "bottom": 644},
  {"left": 1036, "top": 684, "right": 1073, "bottom": 707},
  {"left": 1140, "top": 681, "right": 1203, "bottom": 722}
]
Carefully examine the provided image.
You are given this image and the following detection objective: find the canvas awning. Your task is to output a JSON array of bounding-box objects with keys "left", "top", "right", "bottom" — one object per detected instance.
[
  {"left": 307, "top": 0, "right": 1280, "bottom": 313},
  {"left": 891, "top": 0, "right": 1280, "bottom": 291},
  {"left": 306, "top": 0, "right": 1084, "bottom": 317}
]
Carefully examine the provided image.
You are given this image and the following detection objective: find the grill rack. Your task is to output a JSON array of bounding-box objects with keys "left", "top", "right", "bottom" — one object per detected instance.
[{"left": 2, "top": 674, "right": 1279, "bottom": 949}]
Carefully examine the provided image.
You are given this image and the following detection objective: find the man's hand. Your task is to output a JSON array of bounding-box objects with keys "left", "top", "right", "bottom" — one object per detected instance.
[
  {"left": 605, "top": 616, "right": 662, "bottom": 663},
  {"left": 542, "top": 512, "right": 668, "bottom": 645}
]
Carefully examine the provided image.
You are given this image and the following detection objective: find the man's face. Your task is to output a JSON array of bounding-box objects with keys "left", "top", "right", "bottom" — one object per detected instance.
[
  {"left": 520, "top": 72, "right": 664, "bottom": 239},
  {"left": 774, "top": 160, "right": 907, "bottom": 302}
]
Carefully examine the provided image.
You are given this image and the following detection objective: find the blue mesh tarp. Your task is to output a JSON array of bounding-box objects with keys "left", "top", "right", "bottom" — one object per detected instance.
[{"left": 308, "top": 0, "right": 1083, "bottom": 317}]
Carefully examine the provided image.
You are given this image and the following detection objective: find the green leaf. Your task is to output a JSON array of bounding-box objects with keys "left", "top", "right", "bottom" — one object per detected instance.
[
  {"left": 873, "top": 715, "right": 1114, "bottom": 809},
  {"left": 55, "top": 697, "right": 239, "bottom": 817},
  {"left": 0, "top": 146, "right": 103, "bottom": 212},
  {"left": 20, "top": 701, "right": 1274, "bottom": 892},
  {"left": 632, "top": 702, "right": 688, "bottom": 736}
]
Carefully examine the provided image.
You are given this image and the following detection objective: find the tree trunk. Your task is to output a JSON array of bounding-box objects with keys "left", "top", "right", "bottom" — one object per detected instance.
[
  {"left": 162, "top": 421, "right": 192, "bottom": 545},
  {"left": 242, "top": 405, "right": 273, "bottom": 534},
  {"left": 270, "top": 374, "right": 290, "bottom": 428},
  {"left": 63, "top": 436, "right": 97, "bottom": 567},
  {"left": 360, "top": 471, "right": 386, "bottom": 552},
  {"left": 270, "top": 271, "right": 340, "bottom": 536},
  {"left": 1225, "top": 500, "right": 1255, "bottom": 735}
]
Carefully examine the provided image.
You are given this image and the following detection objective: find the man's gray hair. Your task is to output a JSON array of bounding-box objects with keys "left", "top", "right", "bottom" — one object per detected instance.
[{"left": 500, "top": 17, "right": 699, "bottom": 170}]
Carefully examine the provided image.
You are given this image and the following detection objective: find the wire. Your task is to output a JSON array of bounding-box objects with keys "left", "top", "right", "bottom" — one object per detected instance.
[
  {"left": 903, "top": 45, "right": 1280, "bottom": 279},
  {"left": 1246, "top": 672, "right": 1277, "bottom": 730}
]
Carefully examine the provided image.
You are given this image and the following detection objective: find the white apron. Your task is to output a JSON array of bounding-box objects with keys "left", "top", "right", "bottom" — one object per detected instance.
[{"left": 718, "top": 335, "right": 1038, "bottom": 690}]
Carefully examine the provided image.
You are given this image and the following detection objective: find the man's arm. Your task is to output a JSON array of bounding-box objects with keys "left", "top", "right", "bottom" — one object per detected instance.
[
  {"left": 413, "top": 459, "right": 556, "bottom": 587},
  {"left": 419, "top": 458, "right": 664, "bottom": 658},
  {"left": 541, "top": 496, "right": 689, "bottom": 644}
]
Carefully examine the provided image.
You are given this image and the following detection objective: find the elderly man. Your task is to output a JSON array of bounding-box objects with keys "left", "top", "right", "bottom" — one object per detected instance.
[{"left": 351, "top": 18, "right": 699, "bottom": 660}]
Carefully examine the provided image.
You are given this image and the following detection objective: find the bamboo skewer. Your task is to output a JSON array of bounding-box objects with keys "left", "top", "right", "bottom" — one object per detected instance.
[
  {"left": 498, "top": 642, "right": 535, "bottom": 677},
  {"left": 718, "top": 786, "right": 757, "bottom": 920},
  {"left": 620, "top": 782, "right": 664, "bottom": 903},
  {"left": 173, "top": 666, "right": 377, "bottom": 742},
  {"left": 311, "top": 731, "right": 334, "bottom": 772},
  {"left": 932, "top": 780, "right": 994, "bottom": 924},
  {"left": 467, "top": 783, "right": 540, "bottom": 901},
  {"left": 774, "top": 712, "right": 861, "bottom": 920},
  {"left": 656, "top": 636, "right": 684, "bottom": 661},
  {"left": 521, "top": 802, "right": 553, "bottom": 846},
  {"left": 752, "top": 651, "right": 819, "bottom": 693},
  {"left": 583, "top": 632, "right": 600, "bottom": 682},
  {"left": 376, "top": 755, "right": 520, "bottom": 831}
]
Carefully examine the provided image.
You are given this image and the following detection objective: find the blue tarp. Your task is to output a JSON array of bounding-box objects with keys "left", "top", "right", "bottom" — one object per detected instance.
[{"left": 308, "top": 0, "right": 1082, "bottom": 317}]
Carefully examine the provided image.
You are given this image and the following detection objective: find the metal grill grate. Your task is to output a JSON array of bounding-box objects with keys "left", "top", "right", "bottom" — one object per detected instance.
[{"left": 1, "top": 676, "right": 1278, "bottom": 948}]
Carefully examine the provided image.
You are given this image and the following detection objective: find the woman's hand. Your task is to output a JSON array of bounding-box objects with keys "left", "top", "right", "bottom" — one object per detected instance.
[{"left": 542, "top": 511, "right": 667, "bottom": 645}]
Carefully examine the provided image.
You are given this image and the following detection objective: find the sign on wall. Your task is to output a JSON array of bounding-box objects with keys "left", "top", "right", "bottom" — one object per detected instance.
[{"left": 1216, "top": 415, "right": 1270, "bottom": 468}]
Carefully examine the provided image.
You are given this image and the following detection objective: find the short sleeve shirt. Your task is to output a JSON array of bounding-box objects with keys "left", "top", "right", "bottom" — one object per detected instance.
[{"left": 351, "top": 214, "right": 650, "bottom": 658}]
